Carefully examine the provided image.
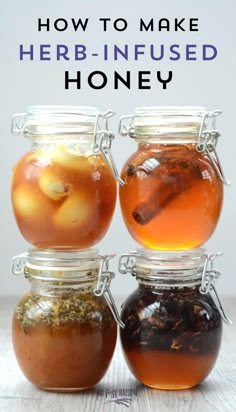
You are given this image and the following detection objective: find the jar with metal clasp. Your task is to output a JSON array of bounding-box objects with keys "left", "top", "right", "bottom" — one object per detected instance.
[
  {"left": 118, "top": 248, "right": 231, "bottom": 390},
  {"left": 11, "top": 106, "right": 123, "bottom": 249},
  {"left": 119, "top": 107, "right": 229, "bottom": 250},
  {"left": 11, "top": 248, "right": 124, "bottom": 392}
]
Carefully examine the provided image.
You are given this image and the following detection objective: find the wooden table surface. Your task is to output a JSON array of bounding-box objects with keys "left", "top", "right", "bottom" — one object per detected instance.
[{"left": 0, "top": 297, "right": 236, "bottom": 412}]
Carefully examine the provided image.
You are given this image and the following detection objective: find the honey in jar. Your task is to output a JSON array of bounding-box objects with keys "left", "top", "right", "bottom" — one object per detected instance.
[
  {"left": 119, "top": 107, "right": 229, "bottom": 250},
  {"left": 11, "top": 249, "right": 124, "bottom": 392},
  {"left": 119, "top": 248, "right": 231, "bottom": 390},
  {"left": 11, "top": 106, "right": 121, "bottom": 249}
]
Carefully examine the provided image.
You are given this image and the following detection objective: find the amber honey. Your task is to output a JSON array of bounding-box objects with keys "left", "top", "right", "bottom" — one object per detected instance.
[
  {"left": 119, "top": 144, "right": 223, "bottom": 250},
  {"left": 12, "top": 319, "right": 117, "bottom": 392},
  {"left": 120, "top": 280, "right": 222, "bottom": 390},
  {"left": 12, "top": 290, "right": 117, "bottom": 392},
  {"left": 122, "top": 350, "right": 218, "bottom": 390},
  {"left": 11, "top": 147, "right": 117, "bottom": 248}
]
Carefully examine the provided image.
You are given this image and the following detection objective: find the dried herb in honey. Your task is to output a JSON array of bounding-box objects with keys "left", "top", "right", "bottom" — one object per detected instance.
[
  {"left": 121, "top": 286, "right": 222, "bottom": 355},
  {"left": 14, "top": 290, "right": 114, "bottom": 333}
]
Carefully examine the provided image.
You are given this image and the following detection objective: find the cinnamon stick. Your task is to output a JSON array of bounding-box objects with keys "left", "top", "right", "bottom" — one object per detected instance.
[{"left": 131, "top": 158, "right": 202, "bottom": 225}]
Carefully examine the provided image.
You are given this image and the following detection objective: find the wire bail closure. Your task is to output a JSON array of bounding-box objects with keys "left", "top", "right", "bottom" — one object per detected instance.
[
  {"left": 11, "top": 113, "right": 28, "bottom": 136},
  {"left": 12, "top": 253, "right": 28, "bottom": 276},
  {"left": 200, "top": 253, "right": 232, "bottom": 325},
  {"left": 118, "top": 252, "right": 138, "bottom": 275},
  {"left": 197, "top": 110, "right": 230, "bottom": 186},
  {"left": 94, "top": 254, "right": 125, "bottom": 329},
  {"left": 119, "top": 115, "right": 135, "bottom": 137},
  {"left": 93, "top": 110, "right": 124, "bottom": 185}
]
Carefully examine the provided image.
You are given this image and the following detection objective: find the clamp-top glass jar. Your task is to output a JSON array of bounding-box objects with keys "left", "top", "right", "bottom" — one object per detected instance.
[
  {"left": 12, "top": 248, "right": 124, "bottom": 392},
  {"left": 119, "top": 107, "right": 229, "bottom": 250},
  {"left": 11, "top": 106, "right": 122, "bottom": 249},
  {"left": 119, "top": 248, "right": 231, "bottom": 390}
]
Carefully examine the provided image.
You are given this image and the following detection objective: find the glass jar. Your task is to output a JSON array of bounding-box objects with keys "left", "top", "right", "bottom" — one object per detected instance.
[
  {"left": 11, "top": 248, "right": 124, "bottom": 392},
  {"left": 118, "top": 248, "right": 231, "bottom": 390},
  {"left": 119, "top": 107, "right": 229, "bottom": 250},
  {"left": 11, "top": 106, "right": 122, "bottom": 249}
]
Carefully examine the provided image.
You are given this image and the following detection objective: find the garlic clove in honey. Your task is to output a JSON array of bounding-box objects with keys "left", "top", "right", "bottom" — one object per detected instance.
[
  {"left": 51, "top": 146, "right": 92, "bottom": 173},
  {"left": 53, "top": 191, "right": 95, "bottom": 230},
  {"left": 38, "top": 167, "right": 72, "bottom": 201},
  {"left": 12, "top": 185, "right": 52, "bottom": 219}
]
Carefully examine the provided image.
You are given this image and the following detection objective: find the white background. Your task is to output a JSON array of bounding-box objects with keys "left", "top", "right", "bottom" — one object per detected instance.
[{"left": 1, "top": 0, "right": 235, "bottom": 298}]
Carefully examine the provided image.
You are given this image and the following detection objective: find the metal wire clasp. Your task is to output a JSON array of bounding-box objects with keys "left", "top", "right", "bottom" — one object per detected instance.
[
  {"left": 200, "top": 253, "right": 232, "bottom": 325},
  {"left": 118, "top": 252, "right": 138, "bottom": 274},
  {"left": 11, "top": 113, "right": 27, "bottom": 135},
  {"left": 94, "top": 255, "right": 125, "bottom": 329},
  {"left": 118, "top": 115, "right": 135, "bottom": 137},
  {"left": 12, "top": 253, "right": 28, "bottom": 276},
  {"left": 197, "top": 110, "right": 230, "bottom": 186},
  {"left": 93, "top": 110, "right": 124, "bottom": 185}
]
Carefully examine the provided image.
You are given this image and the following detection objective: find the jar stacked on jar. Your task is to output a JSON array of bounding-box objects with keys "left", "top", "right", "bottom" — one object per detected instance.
[
  {"left": 118, "top": 107, "right": 231, "bottom": 389},
  {"left": 10, "top": 106, "right": 124, "bottom": 392}
]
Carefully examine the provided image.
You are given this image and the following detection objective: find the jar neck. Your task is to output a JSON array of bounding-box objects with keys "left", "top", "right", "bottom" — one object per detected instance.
[
  {"left": 30, "top": 280, "right": 95, "bottom": 297},
  {"left": 119, "top": 106, "right": 219, "bottom": 144},
  {"left": 134, "top": 267, "right": 202, "bottom": 290},
  {"left": 27, "top": 268, "right": 98, "bottom": 297},
  {"left": 136, "top": 141, "right": 197, "bottom": 151},
  {"left": 138, "top": 283, "right": 200, "bottom": 296},
  {"left": 31, "top": 136, "right": 94, "bottom": 153}
]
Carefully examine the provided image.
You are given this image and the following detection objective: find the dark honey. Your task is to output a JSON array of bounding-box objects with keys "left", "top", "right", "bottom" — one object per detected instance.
[{"left": 120, "top": 285, "right": 222, "bottom": 389}]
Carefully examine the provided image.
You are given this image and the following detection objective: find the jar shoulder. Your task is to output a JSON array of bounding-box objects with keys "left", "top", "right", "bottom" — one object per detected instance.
[
  {"left": 121, "top": 287, "right": 222, "bottom": 326},
  {"left": 121, "top": 144, "right": 216, "bottom": 174},
  {"left": 14, "top": 291, "right": 114, "bottom": 328}
]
